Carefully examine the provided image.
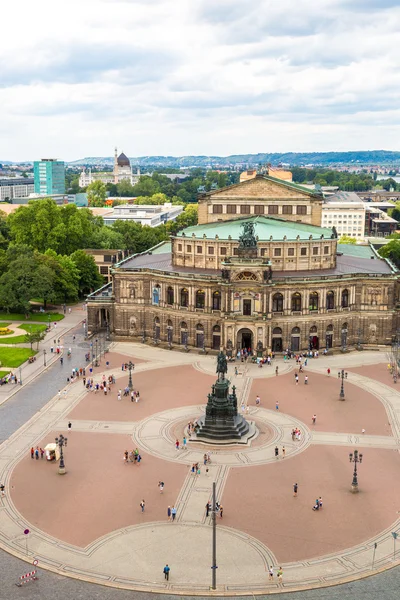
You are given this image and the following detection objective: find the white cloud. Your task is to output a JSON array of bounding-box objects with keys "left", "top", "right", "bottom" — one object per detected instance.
[{"left": 0, "top": 0, "right": 399, "bottom": 160}]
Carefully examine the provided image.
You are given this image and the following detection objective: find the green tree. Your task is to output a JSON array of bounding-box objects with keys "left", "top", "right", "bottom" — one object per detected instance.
[
  {"left": 131, "top": 176, "right": 160, "bottom": 197},
  {"left": 0, "top": 255, "right": 53, "bottom": 313},
  {"left": 388, "top": 202, "right": 400, "bottom": 221},
  {"left": 378, "top": 240, "right": 400, "bottom": 266},
  {"left": 0, "top": 210, "right": 10, "bottom": 250},
  {"left": 116, "top": 180, "right": 135, "bottom": 197},
  {"left": 134, "top": 193, "right": 168, "bottom": 205},
  {"left": 70, "top": 250, "right": 104, "bottom": 297},
  {"left": 87, "top": 180, "right": 107, "bottom": 207},
  {"left": 8, "top": 199, "right": 65, "bottom": 253},
  {"left": 166, "top": 204, "right": 198, "bottom": 235},
  {"left": 41, "top": 250, "right": 80, "bottom": 303},
  {"left": 338, "top": 235, "right": 357, "bottom": 244}
]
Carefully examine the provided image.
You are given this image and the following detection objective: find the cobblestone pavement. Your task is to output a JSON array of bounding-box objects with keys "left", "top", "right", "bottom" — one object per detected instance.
[{"left": 1, "top": 342, "right": 400, "bottom": 598}]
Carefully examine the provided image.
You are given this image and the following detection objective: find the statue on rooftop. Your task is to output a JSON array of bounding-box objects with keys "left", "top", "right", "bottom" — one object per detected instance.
[{"left": 239, "top": 221, "right": 257, "bottom": 249}]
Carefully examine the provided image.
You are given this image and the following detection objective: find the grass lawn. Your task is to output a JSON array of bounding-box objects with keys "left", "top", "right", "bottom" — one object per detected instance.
[
  {"left": 0, "top": 312, "right": 64, "bottom": 322},
  {"left": 20, "top": 324, "right": 47, "bottom": 334},
  {"left": 0, "top": 370, "right": 10, "bottom": 378},
  {"left": 0, "top": 322, "right": 11, "bottom": 328},
  {"left": 0, "top": 348, "right": 37, "bottom": 368}
]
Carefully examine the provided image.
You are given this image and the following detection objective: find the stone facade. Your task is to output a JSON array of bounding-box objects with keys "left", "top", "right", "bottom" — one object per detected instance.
[{"left": 198, "top": 175, "right": 323, "bottom": 227}]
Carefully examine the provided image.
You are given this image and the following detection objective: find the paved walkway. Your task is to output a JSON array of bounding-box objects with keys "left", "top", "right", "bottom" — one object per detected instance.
[
  {"left": 1, "top": 344, "right": 400, "bottom": 595},
  {"left": 0, "top": 306, "right": 86, "bottom": 406}
]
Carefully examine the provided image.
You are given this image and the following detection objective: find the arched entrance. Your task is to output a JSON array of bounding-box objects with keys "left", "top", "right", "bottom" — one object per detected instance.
[
  {"left": 196, "top": 323, "right": 204, "bottom": 348},
  {"left": 326, "top": 324, "right": 333, "bottom": 349},
  {"left": 97, "top": 308, "right": 110, "bottom": 330},
  {"left": 272, "top": 327, "right": 283, "bottom": 352},
  {"left": 154, "top": 317, "right": 160, "bottom": 341},
  {"left": 212, "top": 325, "right": 221, "bottom": 350},
  {"left": 237, "top": 328, "right": 253, "bottom": 351},
  {"left": 309, "top": 325, "right": 319, "bottom": 350},
  {"left": 291, "top": 326, "right": 300, "bottom": 352}
]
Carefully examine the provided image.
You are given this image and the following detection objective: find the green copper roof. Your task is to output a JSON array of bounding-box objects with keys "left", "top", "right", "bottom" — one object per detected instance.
[
  {"left": 178, "top": 216, "right": 334, "bottom": 241},
  {"left": 337, "top": 243, "right": 376, "bottom": 258}
]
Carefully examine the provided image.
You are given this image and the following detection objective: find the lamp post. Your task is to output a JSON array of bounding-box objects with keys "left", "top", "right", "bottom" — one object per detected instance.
[
  {"left": 211, "top": 481, "right": 217, "bottom": 589},
  {"left": 349, "top": 449, "right": 363, "bottom": 493},
  {"left": 19, "top": 366, "right": 22, "bottom": 386},
  {"left": 338, "top": 369, "right": 348, "bottom": 400},
  {"left": 43, "top": 349, "right": 47, "bottom": 367},
  {"left": 128, "top": 361, "right": 135, "bottom": 391},
  {"left": 95, "top": 338, "right": 99, "bottom": 367},
  {"left": 357, "top": 328, "right": 362, "bottom": 351},
  {"left": 55, "top": 433, "right": 68, "bottom": 475},
  {"left": 106, "top": 321, "right": 110, "bottom": 341},
  {"left": 142, "top": 324, "right": 146, "bottom": 344},
  {"left": 184, "top": 330, "right": 188, "bottom": 352},
  {"left": 48, "top": 315, "right": 51, "bottom": 330}
]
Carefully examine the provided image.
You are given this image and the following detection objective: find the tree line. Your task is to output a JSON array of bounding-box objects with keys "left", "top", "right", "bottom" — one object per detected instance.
[{"left": 0, "top": 198, "right": 198, "bottom": 312}]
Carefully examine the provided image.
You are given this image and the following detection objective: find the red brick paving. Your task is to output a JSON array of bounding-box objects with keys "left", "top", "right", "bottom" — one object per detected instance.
[
  {"left": 68, "top": 365, "right": 215, "bottom": 422},
  {"left": 89, "top": 352, "right": 147, "bottom": 376},
  {"left": 222, "top": 445, "right": 400, "bottom": 562},
  {"left": 10, "top": 432, "right": 188, "bottom": 548},
  {"left": 251, "top": 371, "right": 391, "bottom": 435},
  {"left": 349, "top": 363, "right": 399, "bottom": 391}
]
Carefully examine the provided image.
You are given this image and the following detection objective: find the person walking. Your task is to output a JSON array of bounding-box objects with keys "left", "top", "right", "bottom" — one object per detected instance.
[
  {"left": 219, "top": 505, "right": 223, "bottom": 518},
  {"left": 175, "top": 439, "right": 180, "bottom": 451},
  {"left": 275, "top": 400, "right": 279, "bottom": 411},
  {"left": 275, "top": 366, "right": 279, "bottom": 376},
  {"left": 68, "top": 421, "right": 72, "bottom": 431},
  {"left": 312, "top": 414, "right": 316, "bottom": 425},
  {"left": 167, "top": 506, "right": 171, "bottom": 521},
  {"left": 35, "top": 447, "right": 39, "bottom": 460},
  {"left": 268, "top": 565, "right": 274, "bottom": 581},
  {"left": 159, "top": 481, "right": 164, "bottom": 493},
  {"left": 274, "top": 446, "right": 279, "bottom": 459},
  {"left": 40, "top": 448, "right": 44, "bottom": 459},
  {"left": 0, "top": 483, "right": 5, "bottom": 497},
  {"left": 30, "top": 447, "right": 34, "bottom": 459},
  {"left": 256, "top": 395, "right": 260, "bottom": 406},
  {"left": 282, "top": 446, "right": 285, "bottom": 458},
  {"left": 293, "top": 482, "right": 298, "bottom": 497},
  {"left": 295, "top": 374, "right": 299, "bottom": 385},
  {"left": 277, "top": 566, "right": 283, "bottom": 582},
  {"left": 171, "top": 506, "right": 177, "bottom": 521},
  {"left": 183, "top": 436, "right": 187, "bottom": 450},
  {"left": 327, "top": 367, "right": 331, "bottom": 376},
  {"left": 304, "top": 375, "right": 309, "bottom": 385},
  {"left": 163, "top": 564, "right": 170, "bottom": 581},
  {"left": 140, "top": 499, "right": 145, "bottom": 512},
  {"left": 206, "top": 501, "right": 210, "bottom": 518}
]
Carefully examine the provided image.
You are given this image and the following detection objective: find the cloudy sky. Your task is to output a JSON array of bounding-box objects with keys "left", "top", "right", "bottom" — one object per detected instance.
[{"left": 1, "top": 0, "right": 400, "bottom": 161}]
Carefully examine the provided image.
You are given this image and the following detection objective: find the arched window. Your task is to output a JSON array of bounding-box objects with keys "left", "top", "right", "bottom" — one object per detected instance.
[
  {"left": 341, "top": 289, "right": 349, "bottom": 308},
  {"left": 291, "top": 293, "right": 301, "bottom": 312},
  {"left": 166, "top": 319, "right": 173, "bottom": 343},
  {"left": 154, "top": 316, "right": 160, "bottom": 339},
  {"left": 292, "top": 326, "right": 301, "bottom": 334},
  {"left": 272, "top": 293, "right": 283, "bottom": 312},
  {"left": 167, "top": 286, "right": 174, "bottom": 305},
  {"left": 310, "top": 325, "right": 317, "bottom": 334},
  {"left": 309, "top": 292, "right": 319, "bottom": 311},
  {"left": 326, "top": 324, "right": 333, "bottom": 349},
  {"left": 152, "top": 284, "right": 160, "bottom": 305},
  {"left": 326, "top": 291, "right": 335, "bottom": 310},
  {"left": 180, "top": 321, "right": 188, "bottom": 345},
  {"left": 272, "top": 327, "right": 282, "bottom": 335},
  {"left": 196, "top": 290, "right": 205, "bottom": 309},
  {"left": 213, "top": 324, "right": 221, "bottom": 332},
  {"left": 180, "top": 288, "right": 189, "bottom": 307},
  {"left": 212, "top": 291, "right": 221, "bottom": 310}
]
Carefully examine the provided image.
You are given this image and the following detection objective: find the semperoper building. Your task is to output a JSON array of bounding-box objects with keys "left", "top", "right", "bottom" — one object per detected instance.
[{"left": 87, "top": 174, "right": 399, "bottom": 353}]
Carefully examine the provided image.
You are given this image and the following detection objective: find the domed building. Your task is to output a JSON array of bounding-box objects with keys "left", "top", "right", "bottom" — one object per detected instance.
[
  {"left": 113, "top": 147, "right": 136, "bottom": 184},
  {"left": 87, "top": 174, "right": 399, "bottom": 352}
]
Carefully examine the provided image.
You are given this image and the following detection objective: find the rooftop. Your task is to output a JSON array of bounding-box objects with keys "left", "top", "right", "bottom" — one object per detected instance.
[{"left": 177, "top": 216, "right": 334, "bottom": 241}]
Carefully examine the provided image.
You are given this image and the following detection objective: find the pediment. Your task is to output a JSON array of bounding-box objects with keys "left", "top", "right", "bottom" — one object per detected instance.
[{"left": 207, "top": 176, "right": 316, "bottom": 200}]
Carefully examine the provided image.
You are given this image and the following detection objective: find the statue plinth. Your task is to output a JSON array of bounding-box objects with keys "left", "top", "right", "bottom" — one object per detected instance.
[{"left": 194, "top": 352, "right": 253, "bottom": 443}]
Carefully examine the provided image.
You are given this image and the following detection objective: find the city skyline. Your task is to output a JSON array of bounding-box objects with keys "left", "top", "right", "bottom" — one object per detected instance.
[{"left": 1, "top": 0, "right": 399, "bottom": 161}]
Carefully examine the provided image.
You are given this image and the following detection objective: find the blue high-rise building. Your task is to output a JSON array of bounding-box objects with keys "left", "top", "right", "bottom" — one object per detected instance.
[{"left": 33, "top": 159, "right": 65, "bottom": 195}]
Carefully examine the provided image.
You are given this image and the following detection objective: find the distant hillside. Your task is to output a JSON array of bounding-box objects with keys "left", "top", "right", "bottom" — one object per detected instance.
[{"left": 69, "top": 150, "right": 400, "bottom": 168}]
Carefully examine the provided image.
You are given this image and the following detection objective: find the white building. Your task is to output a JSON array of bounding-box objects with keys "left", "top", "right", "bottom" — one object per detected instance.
[
  {"left": 321, "top": 192, "right": 366, "bottom": 238},
  {"left": 103, "top": 203, "right": 184, "bottom": 227},
  {"left": 79, "top": 148, "right": 140, "bottom": 188},
  {"left": 0, "top": 178, "right": 34, "bottom": 201}
]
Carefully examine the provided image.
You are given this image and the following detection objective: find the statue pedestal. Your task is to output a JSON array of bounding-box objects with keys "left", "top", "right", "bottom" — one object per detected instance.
[{"left": 194, "top": 375, "right": 253, "bottom": 444}]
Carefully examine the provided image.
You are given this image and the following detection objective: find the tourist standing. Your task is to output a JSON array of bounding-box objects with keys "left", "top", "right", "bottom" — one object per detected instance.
[
  {"left": 171, "top": 506, "right": 177, "bottom": 521},
  {"left": 274, "top": 446, "right": 279, "bottom": 459},
  {"left": 293, "top": 482, "right": 298, "bottom": 497},
  {"left": 140, "top": 499, "right": 145, "bottom": 512},
  {"left": 163, "top": 564, "right": 170, "bottom": 581}
]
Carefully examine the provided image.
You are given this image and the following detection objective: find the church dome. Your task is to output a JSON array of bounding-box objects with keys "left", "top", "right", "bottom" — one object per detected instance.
[{"left": 117, "top": 152, "right": 130, "bottom": 167}]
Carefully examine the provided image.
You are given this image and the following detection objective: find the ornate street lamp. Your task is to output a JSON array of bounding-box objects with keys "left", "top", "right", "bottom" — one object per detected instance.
[
  {"left": 338, "top": 369, "right": 348, "bottom": 400},
  {"left": 106, "top": 321, "right": 110, "bottom": 341},
  {"left": 142, "top": 323, "right": 146, "bottom": 343},
  {"left": 94, "top": 338, "right": 99, "bottom": 367},
  {"left": 128, "top": 361, "right": 135, "bottom": 391},
  {"left": 43, "top": 349, "right": 47, "bottom": 367},
  {"left": 55, "top": 434, "right": 68, "bottom": 475},
  {"left": 184, "top": 330, "right": 188, "bottom": 352},
  {"left": 349, "top": 449, "right": 363, "bottom": 493}
]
